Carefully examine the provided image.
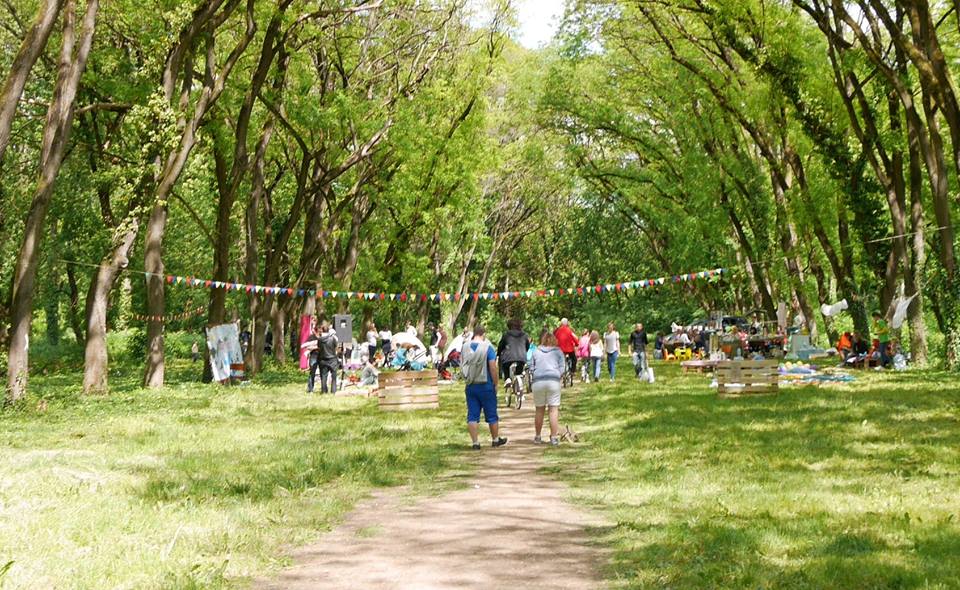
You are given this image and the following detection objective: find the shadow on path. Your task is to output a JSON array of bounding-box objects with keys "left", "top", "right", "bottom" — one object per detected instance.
[{"left": 256, "top": 395, "right": 608, "bottom": 590}]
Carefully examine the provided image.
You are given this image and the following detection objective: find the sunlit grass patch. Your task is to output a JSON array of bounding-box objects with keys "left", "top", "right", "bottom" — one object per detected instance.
[
  {"left": 550, "top": 361, "right": 960, "bottom": 589},
  {"left": 0, "top": 361, "right": 470, "bottom": 589}
]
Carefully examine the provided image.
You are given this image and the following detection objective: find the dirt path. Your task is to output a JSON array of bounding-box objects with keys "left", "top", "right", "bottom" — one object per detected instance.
[{"left": 257, "top": 397, "right": 609, "bottom": 590}]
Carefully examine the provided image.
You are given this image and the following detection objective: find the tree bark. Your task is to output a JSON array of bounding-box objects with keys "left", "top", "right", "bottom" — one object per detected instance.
[
  {"left": 209, "top": 4, "right": 288, "bottom": 331},
  {"left": 143, "top": 0, "right": 257, "bottom": 387},
  {"left": 6, "top": 0, "right": 99, "bottom": 402},
  {"left": 65, "top": 262, "right": 84, "bottom": 342},
  {"left": 0, "top": 0, "right": 65, "bottom": 163},
  {"left": 906, "top": 128, "right": 928, "bottom": 364},
  {"left": 719, "top": 176, "right": 777, "bottom": 319},
  {"left": 142, "top": 201, "right": 167, "bottom": 388},
  {"left": 271, "top": 298, "right": 286, "bottom": 364},
  {"left": 83, "top": 216, "right": 140, "bottom": 393}
]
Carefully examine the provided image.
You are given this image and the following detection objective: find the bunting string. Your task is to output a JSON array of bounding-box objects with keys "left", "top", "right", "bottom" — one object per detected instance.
[
  {"left": 155, "top": 268, "right": 725, "bottom": 304},
  {"left": 131, "top": 305, "right": 206, "bottom": 323}
]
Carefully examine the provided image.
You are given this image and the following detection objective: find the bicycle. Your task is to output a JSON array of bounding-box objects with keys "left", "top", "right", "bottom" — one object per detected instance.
[
  {"left": 562, "top": 355, "right": 575, "bottom": 388},
  {"left": 503, "top": 362, "right": 525, "bottom": 409}
]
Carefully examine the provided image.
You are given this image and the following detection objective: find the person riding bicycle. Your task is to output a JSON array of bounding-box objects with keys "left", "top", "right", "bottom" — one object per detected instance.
[
  {"left": 554, "top": 318, "right": 579, "bottom": 374},
  {"left": 497, "top": 318, "right": 531, "bottom": 384}
]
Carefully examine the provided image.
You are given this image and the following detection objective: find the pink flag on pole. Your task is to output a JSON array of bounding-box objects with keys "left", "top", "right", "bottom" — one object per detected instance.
[{"left": 298, "top": 314, "right": 313, "bottom": 370}]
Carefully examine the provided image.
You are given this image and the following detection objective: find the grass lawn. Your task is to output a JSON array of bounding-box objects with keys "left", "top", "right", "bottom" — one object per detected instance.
[
  {"left": 4, "top": 356, "right": 959, "bottom": 589},
  {"left": 548, "top": 361, "right": 960, "bottom": 589},
  {"left": 0, "top": 361, "right": 470, "bottom": 589}
]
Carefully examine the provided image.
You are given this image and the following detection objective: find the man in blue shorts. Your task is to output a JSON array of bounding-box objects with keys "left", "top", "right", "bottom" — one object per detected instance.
[{"left": 461, "top": 325, "right": 508, "bottom": 450}]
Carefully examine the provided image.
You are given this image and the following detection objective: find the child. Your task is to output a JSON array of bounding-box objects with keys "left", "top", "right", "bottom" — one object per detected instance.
[{"left": 360, "top": 357, "right": 380, "bottom": 388}]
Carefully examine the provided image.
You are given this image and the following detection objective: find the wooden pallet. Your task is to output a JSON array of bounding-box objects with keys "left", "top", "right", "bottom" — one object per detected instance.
[
  {"left": 681, "top": 360, "right": 718, "bottom": 373},
  {"left": 378, "top": 370, "right": 440, "bottom": 411},
  {"left": 716, "top": 359, "right": 778, "bottom": 397}
]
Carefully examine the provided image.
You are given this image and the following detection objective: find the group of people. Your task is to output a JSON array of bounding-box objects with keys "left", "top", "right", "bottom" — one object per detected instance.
[
  {"left": 461, "top": 318, "right": 652, "bottom": 450},
  {"left": 836, "top": 311, "right": 898, "bottom": 368},
  {"left": 652, "top": 326, "right": 710, "bottom": 359},
  {"left": 364, "top": 322, "right": 446, "bottom": 371},
  {"left": 459, "top": 323, "right": 566, "bottom": 449},
  {"left": 552, "top": 319, "right": 650, "bottom": 381}
]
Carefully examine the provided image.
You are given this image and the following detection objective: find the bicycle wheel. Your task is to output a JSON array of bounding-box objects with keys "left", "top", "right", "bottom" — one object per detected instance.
[{"left": 514, "top": 380, "right": 523, "bottom": 409}]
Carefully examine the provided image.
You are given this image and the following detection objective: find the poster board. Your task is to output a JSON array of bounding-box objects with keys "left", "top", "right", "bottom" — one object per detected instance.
[{"left": 207, "top": 323, "right": 245, "bottom": 383}]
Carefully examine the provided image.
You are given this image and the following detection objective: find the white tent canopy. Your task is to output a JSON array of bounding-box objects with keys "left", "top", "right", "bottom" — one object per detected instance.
[{"left": 392, "top": 332, "right": 427, "bottom": 351}]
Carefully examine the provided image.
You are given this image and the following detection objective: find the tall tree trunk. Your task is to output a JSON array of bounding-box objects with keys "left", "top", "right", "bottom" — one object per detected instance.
[
  {"left": 447, "top": 242, "right": 476, "bottom": 335},
  {"left": 810, "top": 256, "right": 838, "bottom": 345},
  {"left": 719, "top": 179, "right": 777, "bottom": 318},
  {"left": 208, "top": 7, "right": 287, "bottom": 332},
  {"left": 906, "top": 133, "right": 927, "bottom": 364},
  {"left": 465, "top": 239, "right": 501, "bottom": 329},
  {"left": 769, "top": 167, "right": 817, "bottom": 342},
  {"left": 65, "top": 262, "right": 84, "bottom": 342},
  {"left": 242, "top": 118, "right": 277, "bottom": 375},
  {"left": 143, "top": 0, "right": 258, "bottom": 386},
  {"left": 0, "top": 0, "right": 65, "bottom": 163},
  {"left": 142, "top": 201, "right": 167, "bottom": 388},
  {"left": 6, "top": 0, "right": 99, "bottom": 402},
  {"left": 83, "top": 217, "right": 139, "bottom": 393},
  {"left": 271, "top": 298, "right": 286, "bottom": 364}
]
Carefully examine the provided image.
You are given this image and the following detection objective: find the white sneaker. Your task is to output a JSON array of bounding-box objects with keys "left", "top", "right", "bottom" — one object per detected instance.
[{"left": 533, "top": 436, "right": 542, "bottom": 444}]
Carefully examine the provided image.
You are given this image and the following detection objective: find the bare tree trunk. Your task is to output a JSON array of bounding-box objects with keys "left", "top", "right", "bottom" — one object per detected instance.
[
  {"left": 242, "top": 120, "right": 276, "bottom": 375},
  {"left": 465, "top": 239, "right": 501, "bottom": 329},
  {"left": 83, "top": 217, "right": 139, "bottom": 393},
  {"left": 0, "top": 0, "right": 65, "bottom": 163},
  {"left": 142, "top": 201, "right": 167, "bottom": 388},
  {"left": 143, "top": 0, "right": 257, "bottom": 387},
  {"left": 906, "top": 134, "right": 928, "bottom": 364},
  {"left": 65, "top": 263, "right": 84, "bottom": 342},
  {"left": 447, "top": 242, "right": 476, "bottom": 335},
  {"left": 719, "top": 180, "right": 776, "bottom": 318},
  {"left": 6, "top": 0, "right": 99, "bottom": 402},
  {"left": 271, "top": 299, "right": 286, "bottom": 364}
]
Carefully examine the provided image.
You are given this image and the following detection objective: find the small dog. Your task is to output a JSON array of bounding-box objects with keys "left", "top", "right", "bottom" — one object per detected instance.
[{"left": 560, "top": 425, "right": 580, "bottom": 443}]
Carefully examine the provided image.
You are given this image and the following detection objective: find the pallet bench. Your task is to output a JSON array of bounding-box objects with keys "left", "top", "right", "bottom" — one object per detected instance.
[
  {"left": 716, "top": 359, "right": 778, "bottom": 397},
  {"left": 378, "top": 370, "right": 440, "bottom": 411},
  {"left": 681, "top": 360, "right": 718, "bottom": 373}
]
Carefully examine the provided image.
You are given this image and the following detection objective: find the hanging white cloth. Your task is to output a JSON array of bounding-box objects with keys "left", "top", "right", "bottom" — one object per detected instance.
[
  {"left": 891, "top": 294, "right": 918, "bottom": 329},
  {"left": 820, "top": 299, "right": 848, "bottom": 317}
]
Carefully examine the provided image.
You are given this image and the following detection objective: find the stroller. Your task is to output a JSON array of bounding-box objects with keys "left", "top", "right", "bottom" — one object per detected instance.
[{"left": 438, "top": 349, "right": 461, "bottom": 381}]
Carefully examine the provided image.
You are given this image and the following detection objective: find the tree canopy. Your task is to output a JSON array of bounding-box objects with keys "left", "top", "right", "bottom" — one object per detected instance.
[{"left": 2, "top": 0, "right": 960, "bottom": 401}]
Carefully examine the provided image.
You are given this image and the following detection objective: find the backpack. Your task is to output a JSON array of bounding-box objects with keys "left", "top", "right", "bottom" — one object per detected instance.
[{"left": 461, "top": 341, "right": 490, "bottom": 385}]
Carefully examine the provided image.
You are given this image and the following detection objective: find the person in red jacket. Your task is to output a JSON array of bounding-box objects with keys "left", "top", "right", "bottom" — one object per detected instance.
[{"left": 554, "top": 318, "right": 579, "bottom": 374}]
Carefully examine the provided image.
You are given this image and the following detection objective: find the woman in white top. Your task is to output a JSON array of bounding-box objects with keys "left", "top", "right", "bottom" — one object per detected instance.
[
  {"left": 603, "top": 323, "right": 621, "bottom": 381},
  {"left": 588, "top": 330, "right": 604, "bottom": 382},
  {"left": 378, "top": 327, "right": 393, "bottom": 358},
  {"left": 365, "top": 323, "right": 379, "bottom": 360}
]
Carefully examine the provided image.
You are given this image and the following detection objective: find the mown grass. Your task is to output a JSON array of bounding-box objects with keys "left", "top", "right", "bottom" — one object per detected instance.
[
  {"left": 548, "top": 362, "right": 960, "bottom": 589},
  {"left": 0, "top": 360, "right": 470, "bottom": 589}
]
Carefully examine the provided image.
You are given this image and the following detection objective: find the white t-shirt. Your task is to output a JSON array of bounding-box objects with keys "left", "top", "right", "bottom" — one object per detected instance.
[
  {"left": 379, "top": 330, "right": 392, "bottom": 342},
  {"left": 603, "top": 331, "right": 620, "bottom": 353},
  {"left": 366, "top": 330, "right": 378, "bottom": 346},
  {"left": 589, "top": 341, "right": 604, "bottom": 358}
]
